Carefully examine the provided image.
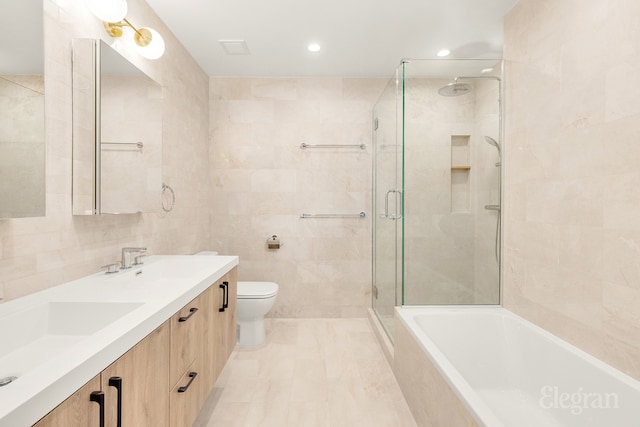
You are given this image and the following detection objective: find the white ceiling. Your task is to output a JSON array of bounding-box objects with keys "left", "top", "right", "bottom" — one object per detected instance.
[{"left": 146, "top": 0, "right": 519, "bottom": 78}]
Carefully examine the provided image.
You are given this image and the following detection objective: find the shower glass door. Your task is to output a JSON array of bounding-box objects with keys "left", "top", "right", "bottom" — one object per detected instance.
[
  {"left": 372, "top": 59, "right": 502, "bottom": 341},
  {"left": 402, "top": 59, "right": 502, "bottom": 306},
  {"left": 372, "top": 70, "right": 402, "bottom": 339}
]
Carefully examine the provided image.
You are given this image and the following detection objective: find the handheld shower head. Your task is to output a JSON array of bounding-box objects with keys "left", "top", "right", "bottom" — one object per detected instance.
[{"left": 484, "top": 136, "right": 501, "bottom": 156}]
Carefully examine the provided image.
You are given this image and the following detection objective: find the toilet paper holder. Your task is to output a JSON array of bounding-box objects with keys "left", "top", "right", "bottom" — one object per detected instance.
[{"left": 267, "top": 235, "right": 282, "bottom": 250}]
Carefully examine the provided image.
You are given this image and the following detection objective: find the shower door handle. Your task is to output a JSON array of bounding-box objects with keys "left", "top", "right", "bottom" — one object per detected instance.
[
  {"left": 382, "top": 189, "right": 394, "bottom": 219},
  {"left": 384, "top": 189, "right": 402, "bottom": 220}
]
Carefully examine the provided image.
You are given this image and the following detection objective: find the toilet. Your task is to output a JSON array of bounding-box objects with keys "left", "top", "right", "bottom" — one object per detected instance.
[
  {"left": 236, "top": 281, "right": 279, "bottom": 346},
  {"left": 195, "top": 251, "right": 279, "bottom": 346}
]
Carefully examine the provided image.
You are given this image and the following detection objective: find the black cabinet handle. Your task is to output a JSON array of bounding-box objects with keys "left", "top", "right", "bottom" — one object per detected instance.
[
  {"left": 108, "top": 377, "right": 122, "bottom": 427},
  {"left": 223, "top": 281, "right": 229, "bottom": 309},
  {"left": 219, "top": 283, "right": 226, "bottom": 312},
  {"left": 178, "top": 307, "right": 198, "bottom": 322},
  {"left": 89, "top": 391, "right": 105, "bottom": 427},
  {"left": 177, "top": 372, "right": 198, "bottom": 393}
]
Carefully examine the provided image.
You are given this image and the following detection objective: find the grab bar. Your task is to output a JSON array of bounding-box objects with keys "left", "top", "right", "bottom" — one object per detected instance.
[
  {"left": 300, "top": 212, "right": 366, "bottom": 219},
  {"left": 101, "top": 141, "right": 144, "bottom": 149},
  {"left": 300, "top": 143, "right": 366, "bottom": 150}
]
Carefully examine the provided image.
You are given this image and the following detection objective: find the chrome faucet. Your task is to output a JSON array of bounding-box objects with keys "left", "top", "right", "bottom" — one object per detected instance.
[{"left": 121, "top": 247, "right": 147, "bottom": 269}]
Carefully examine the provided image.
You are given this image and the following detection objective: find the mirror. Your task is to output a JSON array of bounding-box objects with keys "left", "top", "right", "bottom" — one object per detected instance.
[
  {"left": 0, "top": 0, "right": 45, "bottom": 218},
  {"left": 72, "top": 39, "right": 163, "bottom": 215}
]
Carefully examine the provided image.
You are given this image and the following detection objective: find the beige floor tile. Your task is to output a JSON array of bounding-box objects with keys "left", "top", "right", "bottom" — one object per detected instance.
[
  {"left": 244, "top": 400, "right": 290, "bottom": 427},
  {"left": 200, "top": 318, "right": 416, "bottom": 427},
  {"left": 286, "top": 401, "right": 329, "bottom": 427}
]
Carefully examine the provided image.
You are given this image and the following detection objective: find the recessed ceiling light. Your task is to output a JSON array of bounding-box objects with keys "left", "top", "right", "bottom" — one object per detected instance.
[
  {"left": 481, "top": 67, "right": 494, "bottom": 74},
  {"left": 436, "top": 49, "right": 451, "bottom": 57},
  {"left": 308, "top": 43, "right": 321, "bottom": 53}
]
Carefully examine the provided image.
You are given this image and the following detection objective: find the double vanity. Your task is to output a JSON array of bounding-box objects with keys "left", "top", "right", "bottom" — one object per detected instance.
[{"left": 0, "top": 255, "right": 238, "bottom": 427}]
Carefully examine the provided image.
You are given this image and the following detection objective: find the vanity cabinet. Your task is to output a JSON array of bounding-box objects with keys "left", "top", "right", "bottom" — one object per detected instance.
[
  {"left": 34, "top": 322, "right": 169, "bottom": 427},
  {"left": 32, "top": 266, "right": 238, "bottom": 427}
]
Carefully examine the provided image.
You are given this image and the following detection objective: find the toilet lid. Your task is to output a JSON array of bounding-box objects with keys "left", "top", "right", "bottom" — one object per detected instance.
[{"left": 237, "top": 281, "right": 279, "bottom": 299}]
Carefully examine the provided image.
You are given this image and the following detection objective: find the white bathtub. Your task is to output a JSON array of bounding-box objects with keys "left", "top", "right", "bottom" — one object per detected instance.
[{"left": 394, "top": 306, "right": 640, "bottom": 427}]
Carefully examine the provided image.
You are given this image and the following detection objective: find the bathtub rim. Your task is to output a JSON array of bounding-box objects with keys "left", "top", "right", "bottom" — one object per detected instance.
[{"left": 395, "top": 305, "right": 640, "bottom": 427}]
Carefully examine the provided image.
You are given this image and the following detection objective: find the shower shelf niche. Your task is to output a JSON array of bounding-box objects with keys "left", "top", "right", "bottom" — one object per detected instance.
[{"left": 450, "top": 135, "right": 471, "bottom": 213}]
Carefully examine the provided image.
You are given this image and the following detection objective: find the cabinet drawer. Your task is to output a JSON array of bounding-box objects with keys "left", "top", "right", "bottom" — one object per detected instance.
[
  {"left": 170, "top": 294, "right": 204, "bottom": 388},
  {"left": 169, "top": 360, "right": 202, "bottom": 427}
]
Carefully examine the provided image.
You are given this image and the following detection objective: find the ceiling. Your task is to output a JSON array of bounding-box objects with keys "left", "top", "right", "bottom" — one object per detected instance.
[{"left": 146, "top": 0, "right": 519, "bottom": 78}]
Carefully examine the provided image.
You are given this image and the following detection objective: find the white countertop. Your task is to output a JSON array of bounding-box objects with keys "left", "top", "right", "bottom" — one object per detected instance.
[{"left": 0, "top": 255, "right": 238, "bottom": 427}]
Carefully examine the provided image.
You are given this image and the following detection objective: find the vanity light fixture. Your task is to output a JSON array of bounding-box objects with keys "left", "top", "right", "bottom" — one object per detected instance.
[{"left": 86, "top": 0, "right": 165, "bottom": 60}]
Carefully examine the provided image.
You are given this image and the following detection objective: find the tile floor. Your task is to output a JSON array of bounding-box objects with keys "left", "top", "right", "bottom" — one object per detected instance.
[{"left": 194, "top": 318, "right": 417, "bottom": 427}]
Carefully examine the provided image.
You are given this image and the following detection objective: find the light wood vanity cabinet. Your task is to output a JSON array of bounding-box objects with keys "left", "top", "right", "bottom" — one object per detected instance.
[
  {"left": 33, "top": 266, "right": 238, "bottom": 427},
  {"left": 34, "top": 322, "right": 170, "bottom": 427}
]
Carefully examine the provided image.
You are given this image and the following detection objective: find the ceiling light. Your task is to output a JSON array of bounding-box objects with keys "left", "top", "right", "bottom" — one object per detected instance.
[
  {"left": 87, "top": 0, "right": 165, "bottom": 60},
  {"left": 436, "top": 49, "right": 451, "bottom": 57},
  {"left": 308, "top": 43, "right": 321, "bottom": 53}
]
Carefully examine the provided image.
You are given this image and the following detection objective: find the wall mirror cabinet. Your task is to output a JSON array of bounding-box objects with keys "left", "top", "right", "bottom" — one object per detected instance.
[
  {"left": 0, "top": 0, "right": 45, "bottom": 218},
  {"left": 72, "top": 39, "right": 163, "bottom": 215}
]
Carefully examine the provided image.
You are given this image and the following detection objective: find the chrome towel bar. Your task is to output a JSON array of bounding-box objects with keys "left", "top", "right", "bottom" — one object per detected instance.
[
  {"left": 300, "top": 212, "right": 366, "bottom": 219},
  {"left": 300, "top": 142, "right": 366, "bottom": 150},
  {"left": 102, "top": 141, "right": 144, "bottom": 149}
]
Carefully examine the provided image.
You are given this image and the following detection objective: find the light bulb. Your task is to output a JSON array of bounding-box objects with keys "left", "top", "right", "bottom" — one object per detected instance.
[
  {"left": 134, "top": 27, "right": 165, "bottom": 60},
  {"left": 86, "top": 0, "right": 128, "bottom": 22}
]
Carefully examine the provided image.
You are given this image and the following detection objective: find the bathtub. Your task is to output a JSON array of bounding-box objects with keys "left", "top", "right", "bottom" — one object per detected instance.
[{"left": 393, "top": 306, "right": 640, "bottom": 427}]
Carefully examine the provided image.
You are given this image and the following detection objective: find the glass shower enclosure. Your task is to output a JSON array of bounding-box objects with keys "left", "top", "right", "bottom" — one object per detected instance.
[{"left": 372, "top": 59, "right": 502, "bottom": 340}]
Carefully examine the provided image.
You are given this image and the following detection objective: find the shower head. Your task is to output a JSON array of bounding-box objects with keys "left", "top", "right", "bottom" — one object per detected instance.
[
  {"left": 438, "top": 78, "right": 472, "bottom": 97},
  {"left": 484, "top": 136, "right": 501, "bottom": 156}
]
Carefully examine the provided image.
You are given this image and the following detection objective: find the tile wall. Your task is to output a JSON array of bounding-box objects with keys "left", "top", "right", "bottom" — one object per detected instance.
[
  {"left": 209, "top": 78, "right": 387, "bottom": 318},
  {"left": 0, "top": 0, "right": 210, "bottom": 301},
  {"left": 503, "top": 0, "right": 640, "bottom": 380},
  {"left": 0, "top": 76, "right": 45, "bottom": 218}
]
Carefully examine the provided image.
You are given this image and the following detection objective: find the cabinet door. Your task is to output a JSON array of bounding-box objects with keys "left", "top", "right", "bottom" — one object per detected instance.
[
  {"left": 102, "top": 321, "right": 170, "bottom": 427},
  {"left": 33, "top": 375, "right": 102, "bottom": 427},
  {"left": 222, "top": 267, "right": 238, "bottom": 359},
  {"left": 212, "top": 267, "right": 238, "bottom": 381},
  {"left": 196, "top": 284, "right": 216, "bottom": 401}
]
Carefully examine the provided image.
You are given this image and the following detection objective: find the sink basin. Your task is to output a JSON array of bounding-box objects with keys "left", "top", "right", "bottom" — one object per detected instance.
[{"left": 0, "top": 301, "right": 143, "bottom": 377}]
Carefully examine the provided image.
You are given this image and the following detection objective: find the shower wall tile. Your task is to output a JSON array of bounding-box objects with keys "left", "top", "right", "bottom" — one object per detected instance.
[
  {"left": 0, "top": 0, "right": 210, "bottom": 301},
  {"left": 209, "top": 77, "right": 387, "bottom": 318},
  {"left": 504, "top": 0, "right": 640, "bottom": 380}
]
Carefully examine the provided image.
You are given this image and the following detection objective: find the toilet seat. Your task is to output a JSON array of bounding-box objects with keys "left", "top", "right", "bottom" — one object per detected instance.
[{"left": 238, "top": 281, "right": 278, "bottom": 299}]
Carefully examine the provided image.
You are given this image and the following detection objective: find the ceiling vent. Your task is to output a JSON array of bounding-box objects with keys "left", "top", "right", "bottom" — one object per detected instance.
[{"left": 219, "top": 40, "right": 250, "bottom": 55}]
